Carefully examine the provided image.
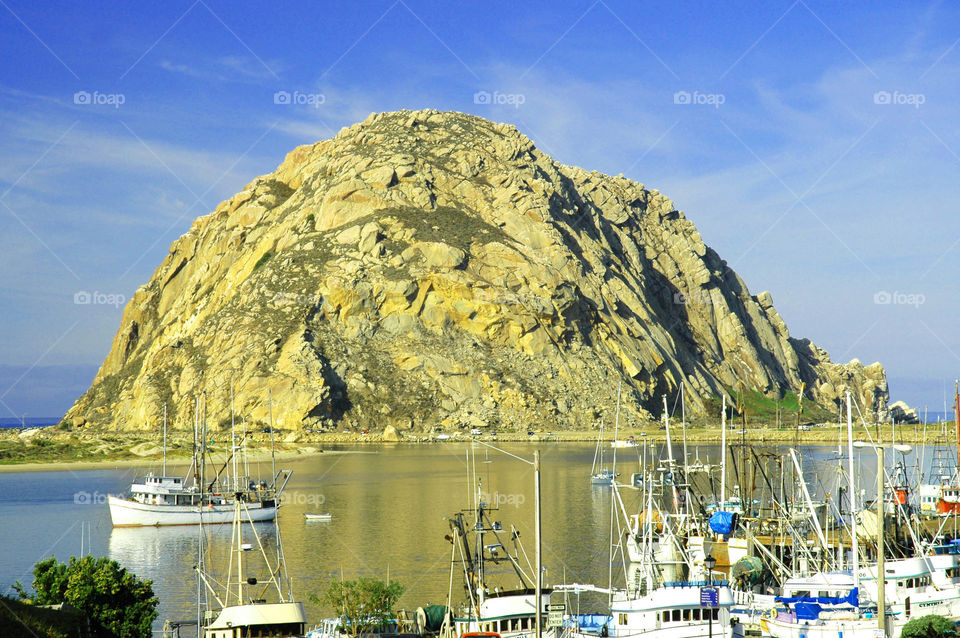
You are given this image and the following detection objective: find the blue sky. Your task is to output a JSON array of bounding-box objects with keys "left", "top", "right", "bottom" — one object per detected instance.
[{"left": 2, "top": 0, "right": 959, "bottom": 418}]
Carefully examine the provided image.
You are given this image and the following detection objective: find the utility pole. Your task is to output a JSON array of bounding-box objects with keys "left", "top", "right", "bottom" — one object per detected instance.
[{"left": 535, "top": 450, "right": 542, "bottom": 638}]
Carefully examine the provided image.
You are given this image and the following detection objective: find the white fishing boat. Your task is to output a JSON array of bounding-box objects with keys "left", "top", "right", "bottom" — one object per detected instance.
[
  {"left": 107, "top": 476, "right": 278, "bottom": 527},
  {"left": 760, "top": 556, "right": 960, "bottom": 638},
  {"left": 568, "top": 459, "right": 735, "bottom": 638},
  {"left": 197, "top": 498, "right": 306, "bottom": 638},
  {"left": 608, "top": 580, "right": 734, "bottom": 638},
  {"left": 108, "top": 395, "right": 290, "bottom": 527},
  {"left": 444, "top": 450, "right": 557, "bottom": 638},
  {"left": 756, "top": 393, "right": 960, "bottom": 638}
]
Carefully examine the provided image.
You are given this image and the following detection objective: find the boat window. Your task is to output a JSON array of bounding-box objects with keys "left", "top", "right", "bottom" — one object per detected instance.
[
  {"left": 712, "top": 609, "right": 719, "bottom": 620},
  {"left": 672, "top": 610, "right": 681, "bottom": 622},
  {"left": 662, "top": 611, "right": 669, "bottom": 623},
  {"left": 618, "top": 613, "right": 627, "bottom": 625},
  {"left": 683, "top": 610, "right": 690, "bottom": 621},
  {"left": 693, "top": 609, "right": 701, "bottom": 621}
]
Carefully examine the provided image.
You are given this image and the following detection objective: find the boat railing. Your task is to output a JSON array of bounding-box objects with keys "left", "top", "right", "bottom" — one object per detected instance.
[{"left": 662, "top": 580, "right": 730, "bottom": 588}]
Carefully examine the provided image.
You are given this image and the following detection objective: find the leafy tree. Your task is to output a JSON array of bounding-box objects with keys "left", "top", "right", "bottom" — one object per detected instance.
[
  {"left": 18, "top": 555, "right": 158, "bottom": 638},
  {"left": 311, "top": 578, "right": 405, "bottom": 638},
  {"left": 902, "top": 615, "right": 958, "bottom": 638}
]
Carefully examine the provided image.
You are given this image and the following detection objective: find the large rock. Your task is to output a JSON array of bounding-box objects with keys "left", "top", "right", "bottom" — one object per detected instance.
[
  {"left": 62, "top": 109, "right": 891, "bottom": 433},
  {"left": 889, "top": 400, "right": 919, "bottom": 424}
]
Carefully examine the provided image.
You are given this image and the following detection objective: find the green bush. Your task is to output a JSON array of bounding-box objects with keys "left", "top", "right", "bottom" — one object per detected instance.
[
  {"left": 902, "top": 615, "right": 958, "bottom": 638},
  {"left": 15, "top": 555, "right": 158, "bottom": 638},
  {"left": 311, "top": 578, "right": 405, "bottom": 638}
]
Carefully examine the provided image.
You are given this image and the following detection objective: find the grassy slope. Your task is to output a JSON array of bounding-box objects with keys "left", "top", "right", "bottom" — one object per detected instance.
[{"left": 0, "top": 596, "right": 89, "bottom": 638}]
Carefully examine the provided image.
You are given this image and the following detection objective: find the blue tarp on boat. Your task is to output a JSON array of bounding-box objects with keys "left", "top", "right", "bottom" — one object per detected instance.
[
  {"left": 776, "top": 587, "right": 859, "bottom": 608},
  {"left": 709, "top": 511, "right": 737, "bottom": 535},
  {"left": 795, "top": 602, "right": 823, "bottom": 620}
]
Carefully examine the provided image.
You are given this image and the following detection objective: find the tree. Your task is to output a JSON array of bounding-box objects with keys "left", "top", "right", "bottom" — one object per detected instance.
[
  {"left": 17, "top": 555, "right": 158, "bottom": 638},
  {"left": 902, "top": 615, "right": 958, "bottom": 638},
  {"left": 312, "top": 578, "right": 405, "bottom": 638}
]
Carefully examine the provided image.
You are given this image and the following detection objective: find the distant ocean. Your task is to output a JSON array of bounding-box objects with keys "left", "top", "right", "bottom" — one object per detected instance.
[{"left": 0, "top": 417, "right": 61, "bottom": 429}]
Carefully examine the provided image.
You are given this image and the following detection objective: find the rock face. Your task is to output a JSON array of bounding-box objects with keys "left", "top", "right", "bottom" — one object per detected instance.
[
  {"left": 888, "top": 400, "right": 919, "bottom": 424},
  {"left": 63, "top": 110, "right": 889, "bottom": 433}
]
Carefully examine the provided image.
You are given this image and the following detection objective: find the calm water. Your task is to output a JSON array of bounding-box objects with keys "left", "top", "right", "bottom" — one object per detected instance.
[{"left": 0, "top": 442, "right": 946, "bottom": 635}]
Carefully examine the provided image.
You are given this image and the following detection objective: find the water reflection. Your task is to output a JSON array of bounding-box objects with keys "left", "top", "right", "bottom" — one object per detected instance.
[{"left": 109, "top": 521, "right": 281, "bottom": 627}]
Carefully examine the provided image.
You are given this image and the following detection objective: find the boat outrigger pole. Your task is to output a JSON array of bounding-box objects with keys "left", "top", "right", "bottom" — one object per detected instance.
[{"left": 954, "top": 380, "right": 959, "bottom": 470}]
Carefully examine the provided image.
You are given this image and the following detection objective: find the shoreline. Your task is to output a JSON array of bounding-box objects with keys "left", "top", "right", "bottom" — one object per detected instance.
[
  {"left": 0, "top": 422, "right": 937, "bottom": 473},
  {"left": 0, "top": 447, "right": 353, "bottom": 474}
]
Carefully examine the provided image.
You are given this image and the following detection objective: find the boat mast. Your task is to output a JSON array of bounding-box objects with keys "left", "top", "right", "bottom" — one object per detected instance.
[
  {"left": 231, "top": 381, "right": 238, "bottom": 493},
  {"left": 680, "top": 382, "right": 688, "bottom": 487},
  {"left": 269, "top": 389, "right": 277, "bottom": 487},
  {"left": 200, "top": 393, "right": 205, "bottom": 497},
  {"left": 954, "top": 380, "right": 959, "bottom": 472},
  {"left": 535, "top": 449, "right": 542, "bottom": 638},
  {"left": 720, "top": 394, "right": 727, "bottom": 508},
  {"left": 847, "top": 392, "right": 859, "bottom": 592},
  {"left": 613, "top": 382, "right": 621, "bottom": 474},
  {"left": 592, "top": 419, "right": 603, "bottom": 476},
  {"left": 663, "top": 394, "right": 678, "bottom": 514},
  {"left": 162, "top": 403, "right": 167, "bottom": 476}
]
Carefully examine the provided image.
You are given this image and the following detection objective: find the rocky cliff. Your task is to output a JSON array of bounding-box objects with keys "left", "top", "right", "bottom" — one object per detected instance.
[{"left": 63, "top": 110, "right": 889, "bottom": 433}]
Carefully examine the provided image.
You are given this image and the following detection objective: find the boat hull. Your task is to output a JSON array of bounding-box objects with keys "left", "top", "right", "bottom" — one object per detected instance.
[{"left": 107, "top": 495, "right": 276, "bottom": 527}]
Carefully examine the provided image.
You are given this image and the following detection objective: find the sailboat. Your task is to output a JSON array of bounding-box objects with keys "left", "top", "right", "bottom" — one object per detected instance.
[
  {"left": 591, "top": 421, "right": 615, "bottom": 485},
  {"left": 591, "top": 385, "right": 624, "bottom": 485}
]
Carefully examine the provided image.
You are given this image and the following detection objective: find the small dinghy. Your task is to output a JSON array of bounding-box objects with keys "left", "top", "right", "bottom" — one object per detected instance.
[{"left": 304, "top": 513, "right": 332, "bottom": 521}]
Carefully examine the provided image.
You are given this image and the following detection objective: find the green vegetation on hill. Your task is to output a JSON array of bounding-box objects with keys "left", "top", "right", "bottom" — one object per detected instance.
[{"left": 701, "top": 387, "right": 837, "bottom": 427}]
